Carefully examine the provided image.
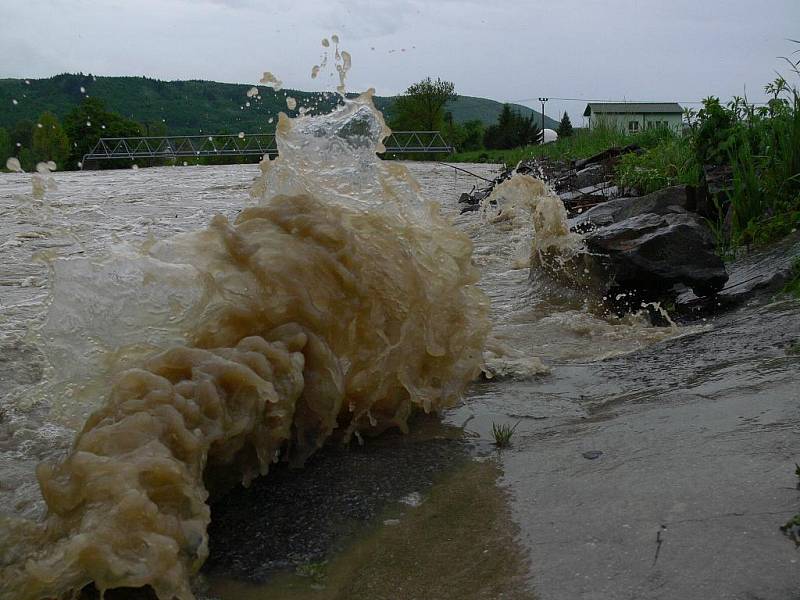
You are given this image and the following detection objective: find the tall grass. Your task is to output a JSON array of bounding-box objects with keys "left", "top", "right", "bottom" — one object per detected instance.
[
  {"left": 447, "top": 49, "right": 800, "bottom": 254},
  {"left": 446, "top": 122, "right": 670, "bottom": 166},
  {"left": 727, "top": 84, "right": 800, "bottom": 247},
  {"left": 616, "top": 131, "right": 701, "bottom": 194}
]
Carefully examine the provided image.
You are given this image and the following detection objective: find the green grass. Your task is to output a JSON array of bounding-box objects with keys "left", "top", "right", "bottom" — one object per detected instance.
[
  {"left": 491, "top": 421, "right": 520, "bottom": 448},
  {"left": 447, "top": 126, "right": 631, "bottom": 165},
  {"left": 446, "top": 123, "right": 681, "bottom": 167},
  {"left": 615, "top": 133, "right": 701, "bottom": 194}
]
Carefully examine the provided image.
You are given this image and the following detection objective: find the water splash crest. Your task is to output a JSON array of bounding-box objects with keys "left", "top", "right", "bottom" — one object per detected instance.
[{"left": 1, "top": 91, "right": 488, "bottom": 600}]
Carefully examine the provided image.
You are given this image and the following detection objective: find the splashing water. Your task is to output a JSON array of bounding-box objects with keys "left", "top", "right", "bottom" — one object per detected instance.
[
  {"left": 259, "top": 72, "right": 282, "bottom": 91},
  {"left": 469, "top": 170, "right": 688, "bottom": 375},
  {"left": 5, "top": 157, "right": 22, "bottom": 173},
  {"left": 0, "top": 86, "right": 489, "bottom": 599},
  {"left": 480, "top": 174, "right": 584, "bottom": 272}
]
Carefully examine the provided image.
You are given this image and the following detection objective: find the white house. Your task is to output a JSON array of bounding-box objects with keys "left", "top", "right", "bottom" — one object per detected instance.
[{"left": 583, "top": 102, "right": 683, "bottom": 133}]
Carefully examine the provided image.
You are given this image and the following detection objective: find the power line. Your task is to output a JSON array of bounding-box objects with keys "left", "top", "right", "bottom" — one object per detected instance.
[{"left": 511, "top": 96, "right": 770, "bottom": 106}]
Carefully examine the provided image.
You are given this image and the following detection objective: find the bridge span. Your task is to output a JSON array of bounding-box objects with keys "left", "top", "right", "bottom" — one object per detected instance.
[{"left": 81, "top": 131, "right": 452, "bottom": 167}]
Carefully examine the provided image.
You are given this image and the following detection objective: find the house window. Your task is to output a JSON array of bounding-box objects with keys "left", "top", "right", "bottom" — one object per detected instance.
[{"left": 628, "top": 120, "right": 640, "bottom": 133}]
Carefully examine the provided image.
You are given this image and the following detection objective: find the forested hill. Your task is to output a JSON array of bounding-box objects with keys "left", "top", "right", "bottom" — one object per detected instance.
[{"left": 0, "top": 74, "right": 558, "bottom": 135}]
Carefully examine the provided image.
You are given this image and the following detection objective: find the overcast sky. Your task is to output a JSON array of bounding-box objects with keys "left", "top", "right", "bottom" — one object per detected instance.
[{"left": 2, "top": 0, "right": 798, "bottom": 123}]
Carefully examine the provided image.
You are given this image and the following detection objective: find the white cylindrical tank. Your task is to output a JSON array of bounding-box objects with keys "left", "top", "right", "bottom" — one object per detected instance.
[{"left": 542, "top": 128, "right": 558, "bottom": 144}]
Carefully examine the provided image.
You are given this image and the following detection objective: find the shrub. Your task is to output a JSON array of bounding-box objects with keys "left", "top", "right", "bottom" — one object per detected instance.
[{"left": 616, "top": 133, "right": 700, "bottom": 194}]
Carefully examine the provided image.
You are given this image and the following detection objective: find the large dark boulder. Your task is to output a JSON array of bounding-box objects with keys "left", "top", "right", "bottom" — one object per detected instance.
[
  {"left": 571, "top": 185, "right": 691, "bottom": 232},
  {"left": 584, "top": 209, "right": 728, "bottom": 296}
]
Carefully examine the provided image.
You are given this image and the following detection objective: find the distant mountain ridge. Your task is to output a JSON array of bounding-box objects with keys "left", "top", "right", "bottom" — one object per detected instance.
[{"left": 0, "top": 74, "right": 559, "bottom": 135}]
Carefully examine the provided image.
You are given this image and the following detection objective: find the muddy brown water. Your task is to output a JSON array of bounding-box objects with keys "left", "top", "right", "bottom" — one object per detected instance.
[{"left": 1, "top": 162, "right": 799, "bottom": 599}]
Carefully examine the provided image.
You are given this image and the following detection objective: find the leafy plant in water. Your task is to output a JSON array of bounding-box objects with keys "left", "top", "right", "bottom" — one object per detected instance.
[
  {"left": 492, "top": 421, "right": 520, "bottom": 448},
  {"left": 781, "top": 514, "right": 800, "bottom": 547}
]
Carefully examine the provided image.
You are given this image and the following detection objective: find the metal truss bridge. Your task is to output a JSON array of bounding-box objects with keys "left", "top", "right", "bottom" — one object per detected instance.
[{"left": 81, "top": 131, "right": 452, "bottom": 166}]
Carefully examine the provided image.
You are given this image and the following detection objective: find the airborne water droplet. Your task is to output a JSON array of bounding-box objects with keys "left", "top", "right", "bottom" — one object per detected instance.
[
  {"left": 238, "top": 132, "right": 245, "bottom": 139},
  {"left": 259, "top": 72, "right": 283, "bottom": 91},
  {"left": 286, "top": 97, "right": 297, "bottom": 110}
]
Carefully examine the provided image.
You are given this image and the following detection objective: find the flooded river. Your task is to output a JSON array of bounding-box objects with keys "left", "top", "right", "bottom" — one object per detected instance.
[{"left": 1, "top": 131, "right": 799, "bottom": 596}]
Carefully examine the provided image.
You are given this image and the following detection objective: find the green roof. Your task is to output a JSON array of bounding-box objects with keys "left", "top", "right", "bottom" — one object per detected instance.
[{"left": 584, "top": 102, "right": 683, "bottom": 117}]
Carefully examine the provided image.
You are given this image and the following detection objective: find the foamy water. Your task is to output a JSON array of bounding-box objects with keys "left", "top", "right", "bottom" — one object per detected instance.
[
  {"left": 0, "top": 111, "right": 691, "bottom": 599},
  {"left": 0, "top": 91, "right": 496, "bottom": 598}
]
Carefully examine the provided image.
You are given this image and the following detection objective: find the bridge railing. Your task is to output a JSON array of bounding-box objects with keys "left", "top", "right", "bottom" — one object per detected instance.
[
  {"left": 381, "top": 131, "right": 453, "bottom": 154},
  {"left": 81, "top": 131, "right": 453, "bottom": 167}
]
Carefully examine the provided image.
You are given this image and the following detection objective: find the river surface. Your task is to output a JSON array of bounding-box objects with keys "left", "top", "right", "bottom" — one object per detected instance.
[{"left": 1, "top": 162, "right": 799, "bottom": 599}]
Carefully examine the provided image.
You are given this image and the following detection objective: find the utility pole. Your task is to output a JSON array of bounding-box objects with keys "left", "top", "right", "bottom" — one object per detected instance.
[{"left": 538, "top": 97, "right": 548, "bottom": 144}]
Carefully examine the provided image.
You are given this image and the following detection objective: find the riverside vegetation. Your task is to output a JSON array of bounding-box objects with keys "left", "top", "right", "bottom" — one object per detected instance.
[
  {"left": 451, "top": 72, "right": 800, "bottom": 254},
  {"left": 0, "top": 73, "right": 553, "bottom": 172},
  {"left": 3, "top": 55, "right": 798, "bottom": 254}
]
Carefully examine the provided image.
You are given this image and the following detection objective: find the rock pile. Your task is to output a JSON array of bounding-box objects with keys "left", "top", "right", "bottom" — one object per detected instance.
[{"left": 455, "top": 149, "right": 737, "bottom": 316}]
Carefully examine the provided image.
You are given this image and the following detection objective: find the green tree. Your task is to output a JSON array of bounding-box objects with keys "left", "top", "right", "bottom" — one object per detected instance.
[
  {"left": 32, "top": 111, "right": 70, "bottom": 168},
  {"left": 390, "top": 77, "right": 457, "bottom": 131},
  {"left": 10, "top": 120, "right": 34, "bottom": 154},
  {"left": 557, "top": 112, "right": 574, "bottom": 138},
  {"left": 18, "top": 148, "right": 35, "bottom": 172},
  {"left": 63, "top": 97, "right": 143, "bottom": 169},
  {"left": 0, "top": 127, "right": 11, "bottom": 166},
  {"left": 144, "top": 120, "right": 168, "bottom": 137},
  {"left": 460, "top": 119, "right": 485, "bottom": 151},
  {"left": 483, "top": 104, "right": 541, "bottom": 149}
]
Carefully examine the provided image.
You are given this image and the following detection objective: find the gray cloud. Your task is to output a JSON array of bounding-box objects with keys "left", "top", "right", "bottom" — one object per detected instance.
[{"left": 1, "top": 0, "right": 798, "bottom": 123}]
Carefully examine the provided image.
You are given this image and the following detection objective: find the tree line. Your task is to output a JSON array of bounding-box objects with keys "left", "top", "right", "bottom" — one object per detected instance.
[
  {"left": 1, "top": 97, "right": 148, "bottom": 171},
  {"left": 1, "top": 76, "right": 580, "bottom": 170},
  {"left": 388, "top": 77, "right": 575, "bottom": 154}
]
